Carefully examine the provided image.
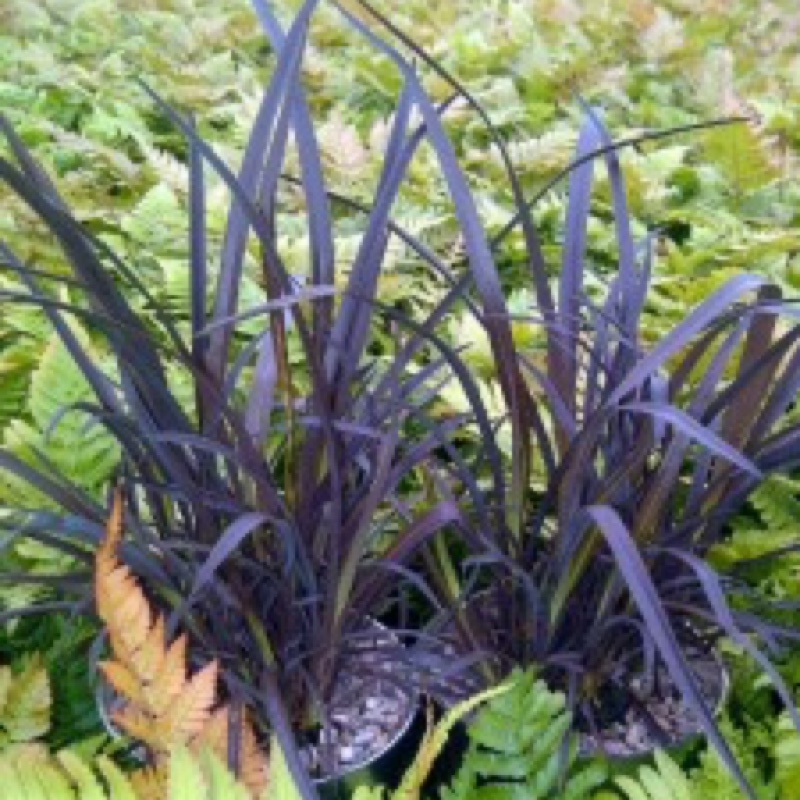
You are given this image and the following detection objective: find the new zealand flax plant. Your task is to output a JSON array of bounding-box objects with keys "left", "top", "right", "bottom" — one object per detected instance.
[
  {"left": 0, "top": 1, "right": 514, "bottom": 795},
  {"left": 2, "top": 1, "right": 800, "bottom": 798},
  {"left": 335, "top": 12, "right": 800, "bottom": 796}
]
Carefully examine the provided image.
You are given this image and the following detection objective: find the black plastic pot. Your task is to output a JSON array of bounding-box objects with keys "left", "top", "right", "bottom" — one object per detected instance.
[
  {"left": 436, "top": 590, "right": 731, "bottom": 770},
  {"left": 577, "top": 647, "right": 730, "bottom": 764}
]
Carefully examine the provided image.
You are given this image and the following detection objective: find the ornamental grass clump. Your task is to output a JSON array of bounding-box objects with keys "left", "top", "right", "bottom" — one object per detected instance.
[
  {"left": 405, "top": 68, "right": 800, "bottom": 800},
  {"left": 2, "top": 1, "right": 800, "bottom": 799},
  {"left": 0, "top": 0, "right": 507, "bottom": 794}
]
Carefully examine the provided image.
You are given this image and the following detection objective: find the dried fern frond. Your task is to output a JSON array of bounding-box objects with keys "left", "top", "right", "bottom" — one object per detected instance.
[{"left": 95, "top": 488, "right": 268, "bottom": 797}]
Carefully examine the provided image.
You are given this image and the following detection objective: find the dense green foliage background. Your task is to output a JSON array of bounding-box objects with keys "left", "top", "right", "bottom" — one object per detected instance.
[{"left": 2, "top": 0, "right": 800, "bottom": 796}]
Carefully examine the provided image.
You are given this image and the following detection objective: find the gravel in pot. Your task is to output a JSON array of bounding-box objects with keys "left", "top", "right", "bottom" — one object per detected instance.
[{"left": 309, "top": 626, "right": 422, "bottom": 800}]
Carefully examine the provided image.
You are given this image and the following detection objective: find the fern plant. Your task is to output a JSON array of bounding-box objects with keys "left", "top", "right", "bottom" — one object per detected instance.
[
  {"left": 0, "top": 641, "right": 289, "bottom": 800},
  {"left": 440, "top": 668, "right": 606, "bottom": 800},
  {"left": 595, "top": 714, "right": 780, "bottom": 800},
  {"left": 1, "top": 326, "right": 120, "bottom": 504},
  {"left": 0, "top": 323, "right": 119, "bottom": 614},
  {"left": 0, "top": 743, "right": 138, "bottom": 800},
  {"left": 774, "top": 711, "right": 800, "bottom": 800},
  {"left": 0, "top": 742, "right": 294, "bottom": 800},
  {"left": 0, "top": 650, "right": 133, "bottom": 798},
  {"left": 596, "top": 750, "right": 693, "bottom": 800},
  {"left": 0, "top": 653, "right": 50, "bottom": 745}
]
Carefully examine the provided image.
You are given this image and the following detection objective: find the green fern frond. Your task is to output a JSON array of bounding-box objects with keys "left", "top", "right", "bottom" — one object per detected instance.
[
  {"left": 0, "top": 329, "right": 119, "bottom": 506},
  {"left": 749, "top": 475, "right": 800, "bottom": 533},
  {"left": 120, "top": 183, "right": 186, "bottom": 257},
  {"left": 0, "top": 743, "right": 274, "bottom": 800},
  {"left": 687, "top": 715, "right": 776, "bottom": 800},
  {"left": 709, "top": 475, "right": 800, "bottom": 580},
  {"left": 0, "top": 654, "right": 51, "bottom": 745},
  {"left": 168, "top": 746, "right": 253, "bottom": 800},
  {"left": 609, "top": 750, "right": 692, "bottom": 800},
  {"left": 775, "top": 711, "right": 800, "bottom": 800},
  {"left": 0, "top": 328, "right": 118, "bottom": 611},
  {"left": 601, "top": 716, "right": 777, "bottom": 800},
  {"left": 703, "top": 124, "right": 780, "bottom": 195},
  {"left": 441, "top": 668, "right": 606, "bottom": 800}
]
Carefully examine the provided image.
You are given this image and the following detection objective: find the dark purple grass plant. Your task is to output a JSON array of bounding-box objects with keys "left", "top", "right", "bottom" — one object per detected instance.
[
  {"left": 0, "top": 2, "right": 486, "bottom": 795},
  {"left": 1, "top": 1, "right": 799, "bottom": 798},
  {"left": 353, "top": 18, "right": 800, "bottom": 798}
]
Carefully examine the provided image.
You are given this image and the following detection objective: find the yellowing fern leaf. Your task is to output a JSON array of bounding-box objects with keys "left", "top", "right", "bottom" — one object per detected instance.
[
  {"left": 95, "top": 488, "right": 268, "bottom": 797},
  {"left": 129, "top": 763, "right": 169, "bottom": 800},
  {"left": 200, "top": 708, "right": 267, "bottom": 796},
  {"left": 0, "top": 741, "right": 272, "bottom": 800},
  {"left": 0, "top": 655, "right": 51, "bottom": 745}
]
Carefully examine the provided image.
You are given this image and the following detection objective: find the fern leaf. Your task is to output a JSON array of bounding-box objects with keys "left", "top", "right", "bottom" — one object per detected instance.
[
  {"left": 775, "top": 712, "right": 800, "bottom": 800},
  {"left": 750, "top": 475, "right": 800, "bottom": 532},
  {"left": 95, "top": 755, "right": 140, "bottom": 800},
  {"left": 687, "top": 713, "right": 775, "bottom": 800},
  {"left": 35, "top": 755, "right": 77, "bottom": 799},
  {"left": 204, "top": 749, "right": 252, "bottom": 800},
  {"left": 148, "top": 634, "right": 190, "bottom": 716},
  {"left": 442, "top": 669, "right": 605, "bottom": 800},
  {"left": 95, "top": 489, "right": 268, "bottom": 796},
  {"left": 0, "top": 739, "right": 272, "bottom": 800},
  {"left": 393, "top": 682, "right": 512, "bottom": 800},
  {"left": 614, "top": 775, "right": 651, "bottom": 800},
  {"left": 7, "top": 330, "right": 121, "bottom": 499},
  {"left": 57, "top": 749, "right": 108, "bottom": 800},
  {"left": 653, "top": 750, "right": 692, "bottom": 800},
  {"left": 169, "top": 745, "right": 210, "bottom": 800},
  {"left": 609, "top": 750, "right": 692, "bottom": 800},
  {"left": 161, "top": 661, "right": 219, "bottom": 746},
  {"left": 95, "top": 488, "right": 216, "bottom": 753},
  {"left": 563, "top": 762, "right": 608, "bottom": 800},
  {"left": 703, "top": 124, "right": 779, "bottom": 194},
  {"left": 98, "top": 660, "right": 145, "bottom": 706},
  {"left": 0, "top": 655, "right": 51, "bottom": 743}
]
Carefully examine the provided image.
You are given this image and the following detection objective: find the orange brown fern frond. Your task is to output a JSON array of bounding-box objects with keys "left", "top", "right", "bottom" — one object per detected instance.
[{"left": 95, "top": 487, "right": 268, "bottom": 797}]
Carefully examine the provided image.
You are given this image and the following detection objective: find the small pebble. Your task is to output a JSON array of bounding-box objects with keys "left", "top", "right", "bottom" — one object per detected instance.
[{"left": 339, "top": 746, "right": 355, "bottom": 763}]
